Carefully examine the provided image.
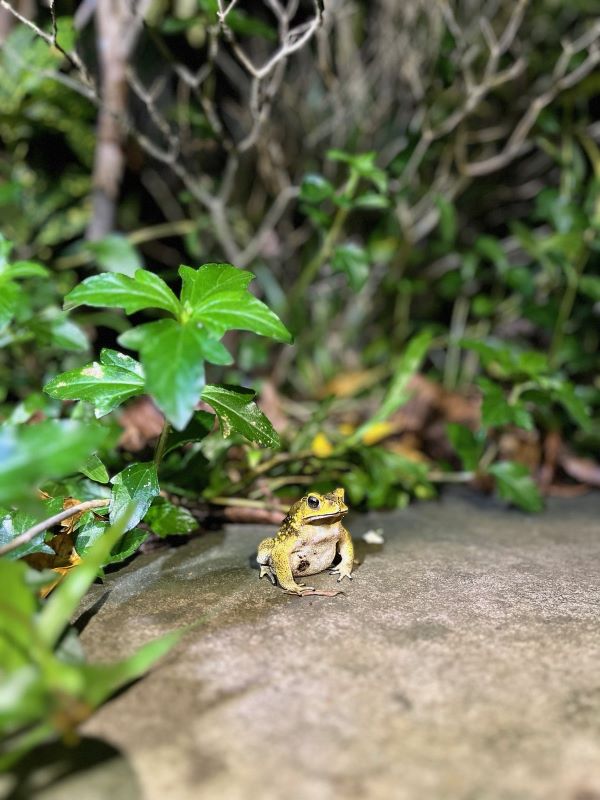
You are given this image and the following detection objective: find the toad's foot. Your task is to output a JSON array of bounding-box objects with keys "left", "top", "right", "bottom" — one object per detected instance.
[
  {"left": 283, "top": 583, "right": 315, "bottom": 595},
  {"left": 329, "top": 565, "right": 353, "bottom": 582},
  {"left": 285, "top": 587, "right": 344, "bottom": 597},
  {"left": 259, "top": 565, "right": 276, "bottom": 584}
]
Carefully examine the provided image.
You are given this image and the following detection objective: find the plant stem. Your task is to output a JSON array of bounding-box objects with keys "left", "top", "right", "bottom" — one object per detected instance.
[
  {"left": 549, "top": 247, "right": 588, "bottom": 369},
  {"left": 153, "top": 421, "right": 171, "bottom": 470},
  {"left": 289, "top": 171, "right": 359, "bottom": 306},
  {"left": 428, "top": 470, "right": 475, "bottom": 483},
  {"left": 0, "top": 499, "right": 109, "bottom": 557},
  {"left": 209, "top": 496, "right": 288, "bottom": 513}
]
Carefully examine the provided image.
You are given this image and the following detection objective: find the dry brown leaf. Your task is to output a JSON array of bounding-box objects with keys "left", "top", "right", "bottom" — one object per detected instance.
[
  {"left": 320, "top": 367, "right": 386, "bottom": 399},
  {"left": 118, "top": 396, "right": 165, "bottom": 451},
  {"left": 559, "top": 451, "right": 600, "bottom": 487}
]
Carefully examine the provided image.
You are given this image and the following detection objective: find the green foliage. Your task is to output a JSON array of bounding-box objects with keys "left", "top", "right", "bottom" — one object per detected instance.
[
  {"left": 202, "top": 384, "right": 280, "bottom": 448},
  {"left": 487, "top": 462, "right": 543, "bottom": 513},
  {"left": 51, "top": 262, "right": 291, "bottom": 430},
  {"left": 0, "top": 420, "right": 108, "bottom": 505},
  {"left": 45, "top": 349, "right": 145, "bottom": 417},
  {"left": 0, "top": 523, "right": 183, "bottom": 769}
]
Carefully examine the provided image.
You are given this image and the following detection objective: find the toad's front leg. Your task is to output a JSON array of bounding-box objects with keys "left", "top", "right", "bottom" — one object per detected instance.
[
  {"left": 330, "top": 525, "right": 354, "bottom": 582},
  {"left": 270, "top": 539, "right": 315, "bottom": 595}
]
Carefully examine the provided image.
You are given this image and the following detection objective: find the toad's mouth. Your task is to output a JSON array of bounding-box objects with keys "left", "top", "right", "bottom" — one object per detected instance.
[{"left": 306, "top": 510, "right": 347, "bottom": 523}]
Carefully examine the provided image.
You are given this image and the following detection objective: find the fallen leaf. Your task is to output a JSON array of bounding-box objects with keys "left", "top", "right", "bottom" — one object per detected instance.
[
  {"left": 311, "top": 432, "right": 334, "bottom": 458},
  {"left": 118, "top": 396, "right": 165, "bottom": 451},
  {"left": 321, "top": 367, "right": 386, "bottom": 399},
  {"left": 559, "top": 451, "right": 600, "bottom": 487}
]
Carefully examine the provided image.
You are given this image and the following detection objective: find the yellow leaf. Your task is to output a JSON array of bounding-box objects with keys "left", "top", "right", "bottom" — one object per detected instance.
[
  {"left": 311, "top": 432, "right": 334, "bottom": 458},
  {"left": 361, "top": 421, "right": 396, "bottom": 446},
  {"left": 320, "top": 367, "right": 386, "bottom": 399}
]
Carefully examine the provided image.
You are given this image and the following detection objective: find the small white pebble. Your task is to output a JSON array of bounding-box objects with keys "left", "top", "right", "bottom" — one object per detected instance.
[{"left": 362, "top": 529, "right": 384, "bottom": 545}]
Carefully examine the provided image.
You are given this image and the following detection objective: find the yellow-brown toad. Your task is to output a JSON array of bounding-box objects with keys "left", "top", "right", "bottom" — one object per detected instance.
[{"left": 257, "top": 488, "right": 354, "bottom": 595}]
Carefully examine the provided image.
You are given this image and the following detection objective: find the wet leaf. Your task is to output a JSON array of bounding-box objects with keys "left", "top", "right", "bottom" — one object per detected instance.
[
  {"left": 202, "top": 384, "right": 280, "bottom": 448},
  {"left": 110, "top": 462, "right": 159, "bottom": 533},
  {"left": 145, "top": 498, "right": 197, "bottom": 536},
  {"left": 64, "top": 270, "right": 180, "bottom": 317}
]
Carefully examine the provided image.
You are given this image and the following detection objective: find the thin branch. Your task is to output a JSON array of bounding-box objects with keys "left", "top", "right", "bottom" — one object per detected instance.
[{"left": 0, "top": 499, "right": 109, "bottom": 557}]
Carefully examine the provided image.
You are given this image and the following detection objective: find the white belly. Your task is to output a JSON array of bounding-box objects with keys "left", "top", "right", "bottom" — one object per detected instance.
[{"left": 290, "top": 524, "right": 339, "bottom": 577}]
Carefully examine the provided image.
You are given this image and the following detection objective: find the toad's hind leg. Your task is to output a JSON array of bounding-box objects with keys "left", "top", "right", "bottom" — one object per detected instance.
[
  {"left": 257, "top": 537, "right": 276, "bottom": 584},
  {"left": 330, "top": 525, "right": 354, "bottom": 582},
  {"left": 271, "top": 539, "right": 314, "bottom": 595}
]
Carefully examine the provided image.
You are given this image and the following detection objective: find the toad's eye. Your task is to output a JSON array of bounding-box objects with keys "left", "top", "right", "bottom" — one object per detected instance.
[{"left": 307, "top": 495, "right": 320, "bottom": 509}]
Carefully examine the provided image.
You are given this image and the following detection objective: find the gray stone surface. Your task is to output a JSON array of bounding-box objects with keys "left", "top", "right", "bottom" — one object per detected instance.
[{"left": 6, "top": 490, "right": 600, "bottom": 800}]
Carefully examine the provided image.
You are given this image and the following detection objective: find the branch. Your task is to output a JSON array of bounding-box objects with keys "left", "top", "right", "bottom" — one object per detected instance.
[
  {"left": 0, "top": 499, "right": 109, "bottom": 557},
  {"left": 0, "top": 0, "right": 93, "bottom": 86}
]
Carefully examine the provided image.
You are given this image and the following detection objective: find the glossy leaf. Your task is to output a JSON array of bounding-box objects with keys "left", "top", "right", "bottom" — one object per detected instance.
[
  {"left": 202, "top": 384, "right": 281, "bottom": 448},
  {"left": 138, "top": 319, "right": 207, "bottom": 430},
  {"left": 109, "top": 462, "right": 159, "bottom": 533},
  {"left": 299, "top": 174, "right": 334, "bottom": 203},
  {"left": 179, "top": 263, "right": 253, "bottom": 306},
  {"left": 145, "top": 498, "right": 198, "bottom": 536},
  {"left": 44, "top": 349, "right": 145, "bottom": 417},
  {"left": 64, "top": 270, "right": 180, "bottom": 316},
  {"left": 80, "top": 453, "right": 110, "bottom": 484},
  {"left": 0, "top": 510, "right": 54, "bottom": 561},
  {"left": 180, "top": 264, "right": 291, "bottom": 343}
]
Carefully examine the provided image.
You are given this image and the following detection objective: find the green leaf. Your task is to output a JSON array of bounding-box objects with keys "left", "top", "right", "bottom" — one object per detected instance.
[
  {"left": 487, "top": 461, "right": 543, "bottom": 512},
  {"left": 180, "top": 264, "right": 291, "bottom": 343},
  {"left": 352, "top": 330, "right": 432, "bottom": 443},
  {"left": 3, "top": 261, "right": 49, "bottom": 280},
  {"left": 44, "top": 349, "right": 145, "bottom": 417},
  {"left": 202, "top": 384, "right": 281, "bottom": 448},
  {"left": 74, "top": 518, "right": 108, "bottom": 556},
  {"left": 331, "top": 243, "right": 370, "bottom": 290},
  {"left": 44, "top": 317, "right": 89, "bottom": 352},
  {"left": 446, "top": 423, "right": 484, "bottom": 471},
  {"left": 108, "top": 528, "right": 148, "bottom": 564},
  {"left": 64, "top": 270, "right": 180, "bottom": 317},
  {"left": 352, "top": 193, "right": 390, "bottom": 209},
  {"left": 579, "top": 275, "right": 600, "bottom": 302},
  {"left": 179, "top": 263, "right": 253, "bottom": 307},
  {"left": 145, "top": 498, "right": 197, "bottom": 536},
  {"left": 85, "top": 234, "right": 143, "bottom": 277},
  {"left": 327, "top": 150, "right": 388, "bottom": 192},
  {"left": 548, "top": 381, "right": 591, "bottom": 430},
  {"left": 299, "top": 174, "right": 334, "bottom": 203},
  {"left": 192, "top": 292, "right": 291, "bottom": 342},
  {"left": 461, "top": 338, "right": 548, "bottom": 380},
  {"left": 119, "top": 320, "right": 232, "bottom": 365},
  {"left": 38, "top": 502, "right": 139, "bottom": 647},
  {"left": 80, "top": 453, "right": 109, "bottom": 484},
  {"left": 138, "top": 319, "right": 207, "bottom": 430},
  {"left": 0, "top": 510, "right": 54, "bottom": 561},
  {"left": 110, "top": 462, "right": 159, "bottom": 533},
  {"left": 0, "top": 281, "right": 21, "bottom": 331},
  {"left": 0, "top": 421, "right": 109, "bottom": 505},
  {"left": 479, "top": 378, "right": 534, "bottom": 430},
  {"left": 164, "top": 410, "right": 214, "bottom": 455},
  {"left": 435, "top": 195, "right": 457, "bottom": 245},
  {"left": 474, "top": 236, "right": 509, "bottom": 271}
]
